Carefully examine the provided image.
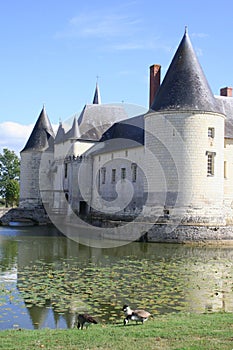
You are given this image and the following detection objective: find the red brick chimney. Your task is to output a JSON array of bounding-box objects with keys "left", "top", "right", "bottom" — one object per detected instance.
[
  {"left": 220, "top": 87, "right": 232, "bottom": 97},
  {"left": 149, "top": 64, "right": 161, "bottom": 108}
]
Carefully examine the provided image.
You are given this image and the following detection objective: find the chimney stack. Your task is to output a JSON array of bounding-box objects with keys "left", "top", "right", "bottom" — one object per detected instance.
[
  {"left": 149, "top": 64, "right": 161, "bottom": 108},
  {"left": 220, "top": 87, "right": 232, "bottom": 97}
]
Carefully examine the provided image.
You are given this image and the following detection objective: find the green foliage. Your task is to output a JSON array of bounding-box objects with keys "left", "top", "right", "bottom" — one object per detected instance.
[
  {"left": 0, "top": 148, "right": 20, "bottom": 207},
  {"left": 5, "top": 179, "right": 20, "bottom": 207},
  {"left": 0, "top": 313, "right": 232, "bottom": 349}
]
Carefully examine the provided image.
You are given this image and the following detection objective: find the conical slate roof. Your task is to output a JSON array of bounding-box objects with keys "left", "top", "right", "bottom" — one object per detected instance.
[
  {"left": 151, "top": 28, "right": 221, "bottom": 113},
  {"left": 66, "top": 116, "right": 80, "bottom": 139},
  {"left": 21, "top": 106, "right": 55, "bottom": 152},
  {"left": 54, "top": 122, "right": 65, "bottom": 144},
  {"left": 92, "top": 83, "right": 101, "bottom": 104}
]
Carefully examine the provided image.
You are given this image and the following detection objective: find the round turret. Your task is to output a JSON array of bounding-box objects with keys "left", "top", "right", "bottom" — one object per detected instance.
[{"left": 145, "top": 30, "right": 225, "bottom": 224}]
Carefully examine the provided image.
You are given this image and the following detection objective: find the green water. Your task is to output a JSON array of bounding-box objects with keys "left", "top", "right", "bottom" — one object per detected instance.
[{"left": 0, "top": 225, "right": 233, "bottom": 329}]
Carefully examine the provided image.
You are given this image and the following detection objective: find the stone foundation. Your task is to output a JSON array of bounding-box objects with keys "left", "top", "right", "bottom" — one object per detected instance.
[
  {"left": 146, "top": 223, "right": 233, "bottom": 243},
  {"left": 0, "top": 208, "right": 51, "bottom": 225},
  {"left": 2, "top": 208, "right": 233, "bottom": 244}
]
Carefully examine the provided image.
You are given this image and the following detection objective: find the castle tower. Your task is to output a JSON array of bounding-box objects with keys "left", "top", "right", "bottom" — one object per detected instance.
[
  {"left": 19, "top": 106, "right": 55, "bottom": 209},
  {"left": 145, "top": 28, "right": 225, "bottom": 224}
]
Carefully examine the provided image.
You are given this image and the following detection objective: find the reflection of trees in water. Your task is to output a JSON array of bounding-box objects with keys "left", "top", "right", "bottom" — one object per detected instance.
[
  {"left": 25, "top": 301, "right": 77, "bottom": 329},
  {"left": 184, "top": 249, "right": 233, "bottom": 313},
  {"left": 0, "top": 234, "right": 17, "bottom": 272}
]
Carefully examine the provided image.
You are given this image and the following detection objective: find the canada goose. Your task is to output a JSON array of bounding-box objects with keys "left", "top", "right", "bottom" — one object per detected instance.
[
  {"left": 77, "top": 314, "right": 98, "bottom": 329},
  {"left": 122, "top": 305, "right": 151, "bottom": 325}
]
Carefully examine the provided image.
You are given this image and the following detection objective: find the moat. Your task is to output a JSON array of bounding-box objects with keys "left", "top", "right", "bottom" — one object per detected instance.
[{"left": 1, "top": 225, "right": 233, "bottom": 330}]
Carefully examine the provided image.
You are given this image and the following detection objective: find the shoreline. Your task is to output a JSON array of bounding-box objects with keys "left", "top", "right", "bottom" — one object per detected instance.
[{"left": 2, "top": 207, "right": 233, "bottom": 244}]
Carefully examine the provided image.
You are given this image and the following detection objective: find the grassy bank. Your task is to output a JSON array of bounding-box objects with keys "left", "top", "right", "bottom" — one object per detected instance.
[{"left": 0, "top": 312, "right": 233, "bottom": 350}]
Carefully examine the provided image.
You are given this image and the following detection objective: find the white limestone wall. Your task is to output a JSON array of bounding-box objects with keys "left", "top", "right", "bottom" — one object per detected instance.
[
  {"left": 54, "top": 140, "right": 95, "bottom": 159},
  {"left": 91, "top": 146, "right": 145, "bottom": 215},
  {"left": 71, "top": 141, "right": 95, "bottom": 157},
  {"left": 70, "top": 158, "right": 93, "bottom": 213},
  {"left": 144, "top": 111, "right": 225, "bottom": 223},
  {"left": 53, "top": 140, "right": 95, "bottom": 211},
  {"left": 224, "top": 139, "right": 233, "bottom": 223}
]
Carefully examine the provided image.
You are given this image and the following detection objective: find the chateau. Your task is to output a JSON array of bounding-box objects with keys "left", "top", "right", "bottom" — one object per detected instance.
[{"left": 19, "top": 29, "right": 233, "bottom": 241}]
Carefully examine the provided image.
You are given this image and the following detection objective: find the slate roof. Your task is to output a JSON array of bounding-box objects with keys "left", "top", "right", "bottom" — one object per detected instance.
[
  {"left": 151, "top": 28, "right": 221, "bottom": 114},
  {"left": 215, "top": 96, "right": 233, "bottom": 138},
  {"left": 65, "top": 116, "right": 80, "bottom": 139},
  {"left": 54, "top": 104, "right": 128, "bottom": 144},
  {"left": 21, "top": 106, "right": 55, "bottom": 152},
  {"left": 54, "top": 122, "right": 66, "bottom": 144},
  {"left": 88, "top": 114, "right": 145, "bottom": 155},
  {"left": 100, "top": 114, "right": 144, "bottom": 144},
  {"left": 77, "top": 104, "right": 129, "bottom": 141}
]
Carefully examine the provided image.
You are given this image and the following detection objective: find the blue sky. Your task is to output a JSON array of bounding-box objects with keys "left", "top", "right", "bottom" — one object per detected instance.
[{"left": 0, "top": 0, "right": 233, "bottom": 154}]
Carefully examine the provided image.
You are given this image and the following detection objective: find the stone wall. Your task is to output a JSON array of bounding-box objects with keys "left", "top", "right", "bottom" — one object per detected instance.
[
  {"left": 19, "top": 151, "right": 43, "bottom": 208},
  {"left": 91, "top": 146, "right": 145, "bottom": 215},
  {"left": 144, "top": 111, "right": 225, "bottom": 223},
  {"left": 146, "top": 223, "right": 233, "bottom": 243},
  {"left": 0, "top": 208, "right": 51, "bottom": 225}
]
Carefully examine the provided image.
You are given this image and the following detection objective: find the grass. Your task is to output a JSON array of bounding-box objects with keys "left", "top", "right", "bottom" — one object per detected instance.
[{"left": 0, "top": 312, "right": 233, "bottom": 350}]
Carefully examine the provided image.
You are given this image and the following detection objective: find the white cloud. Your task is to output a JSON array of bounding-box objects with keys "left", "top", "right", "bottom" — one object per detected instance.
[
  {"left": 55, "top": 7, "right": 173, "bottom": 54},
  {"left": 0, "top": 121, "right": 58, "bottom": 156},
  {"left": 0, "top": 122, "right": 33, "bottom": 155},
  {"left": 191, "top": 32, "right": 208, "bottom": 38},
  {"left": 111, "top": 38, "right": 172, "bottom": 52},
  {"left": 55, "top": 9, "right": 142, "bottom": 40}
]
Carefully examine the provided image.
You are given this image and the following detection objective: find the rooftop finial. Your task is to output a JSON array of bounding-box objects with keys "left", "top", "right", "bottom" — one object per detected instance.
[{"left": 185, "top": 26, "right": 188, "bottom": 35}]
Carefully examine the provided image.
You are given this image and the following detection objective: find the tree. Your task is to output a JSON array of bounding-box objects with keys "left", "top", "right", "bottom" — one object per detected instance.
[
  {"left": 5, "top": 179, "right": 20, "bottom": 207},
  {"left": 0, "top": 148, "right": 20, "bottom": 207}
]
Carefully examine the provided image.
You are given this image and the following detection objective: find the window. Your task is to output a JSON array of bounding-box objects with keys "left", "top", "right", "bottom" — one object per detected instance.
[
  {"left": 131, "top": 163, "right": 137, "bottom": 182},
  {"left": 101, "top": 167, "right": 106, "bottom": 184},
  {"left": 206, "top": 151, "right": 216, "bottom": 176},
  {"left": 224, "top": 161, "right": 227, "bottom": 179},
  {"left": 121, "top": 168, "right": 126, "bottom": 180},
  {"left": 64, "top": 163, "right": 68, "bottom": 178},
  {"left": 208, "top": 127, "right": 215, "bottom": 138},
  {"left": 125, "top": 150, "right": 128, "bottom": 157},
  {"left": 112, "top": 169, "right": 116, "bottom": 183},
  {"left": 207, "top": 154, "right": 214, "bottom": 175}
]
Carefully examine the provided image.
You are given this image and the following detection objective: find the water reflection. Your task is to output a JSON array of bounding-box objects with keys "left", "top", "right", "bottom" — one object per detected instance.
[{"left": 0, "top": 225, "right": 233, "bottom": 329}]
